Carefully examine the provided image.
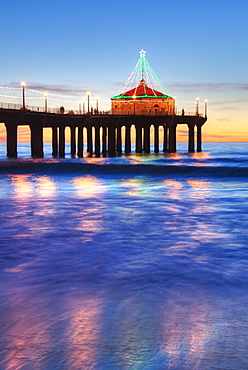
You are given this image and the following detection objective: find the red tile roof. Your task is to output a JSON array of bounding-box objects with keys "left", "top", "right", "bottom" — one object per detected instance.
[{"left": 112, "top": 80, "right": 171, "bottom": 99}]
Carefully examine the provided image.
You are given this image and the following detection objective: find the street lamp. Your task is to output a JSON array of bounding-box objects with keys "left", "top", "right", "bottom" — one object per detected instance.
[
  {"left": 96, "top": 97, "right": 99, "bottom": 114},
  {"left": 79, "top": 101, "right": 82, "bottom": 114},
  {"left": 21, "top": 81, "right": 26, "bottom": 109},
  {"left": 204, "top": 99, "right": 208, "bottom": 118},
  {"left": 44, "top": 92, "right": 48, "bottom": 112},
  {"left": 196, "top": 97, "right": 199, "bottom": 116},
  {"left": 87, "top": 91, "right": 90, "bottom": 114}
]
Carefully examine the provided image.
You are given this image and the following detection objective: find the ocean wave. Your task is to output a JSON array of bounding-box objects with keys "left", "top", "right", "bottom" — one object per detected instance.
[{"left": 0, "top": 160, "right": 248, "bottom": 178}]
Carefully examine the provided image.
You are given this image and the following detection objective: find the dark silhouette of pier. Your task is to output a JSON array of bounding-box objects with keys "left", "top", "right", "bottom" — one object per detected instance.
[{"left": 0, "top": 108, "right": 207, "bottom": 158}]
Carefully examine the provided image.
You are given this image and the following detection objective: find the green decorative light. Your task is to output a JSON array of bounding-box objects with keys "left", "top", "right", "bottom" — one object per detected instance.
[
  {"left": 112, "top": 50, "right": 172, "bottom": 98},
  {"left": 111, "top": 94, "right": 172, "bottom": 100}
]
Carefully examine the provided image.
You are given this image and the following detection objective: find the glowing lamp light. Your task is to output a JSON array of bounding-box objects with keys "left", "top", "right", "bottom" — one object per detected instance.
[{"left": 21, "top": 81, "right": 26, "bottom": 87}]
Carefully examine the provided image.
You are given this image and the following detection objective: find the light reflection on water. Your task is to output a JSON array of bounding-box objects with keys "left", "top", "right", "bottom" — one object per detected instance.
[
  {"left": 36, "top": 176, "right": 57, "bottom": 198},
  {"left": 159, "top": 295, "right": 213, "bottom": 370},
  {"left": 66, "top": 296, "right": 103, "bottom": 369},
  {"left": 73, "top": 175, "right": 105, "bottom": 198},
  {"left": 0, "top": 172, "right": 248, "bottom": 369}
]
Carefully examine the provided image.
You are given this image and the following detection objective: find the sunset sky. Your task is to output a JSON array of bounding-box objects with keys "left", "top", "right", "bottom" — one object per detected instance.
[{"left": 0, "top": 0, "right": 247, "bottom": 143}]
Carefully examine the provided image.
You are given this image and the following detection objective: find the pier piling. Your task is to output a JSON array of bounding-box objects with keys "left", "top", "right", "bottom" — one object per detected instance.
[{"left": 0, "top": 109, "right": 207, "bottom": 158}]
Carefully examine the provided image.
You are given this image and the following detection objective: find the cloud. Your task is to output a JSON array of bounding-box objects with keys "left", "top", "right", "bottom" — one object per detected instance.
[
  {"left": 210, "top": 98, "right": 247, "bottom": 108},
  {"left": 219, "top": 106, "right": 240, "bottom": 111},
  {"left": 215, "top": 118, "right": 232, "bottom": 122},
  {"left": 204, "top": 133, "right": 229, "bottom": 139},
  {"left": 167, "top": 82, "right": 248, "bottom": 93},
  {"left": 203, "top": 132, "right": 248, "bottom": 142},
  {"left": 177, "top": 129, "right": 188, "bottom": 137},
  {"left": 109, "top": 82, "right": 125, "bottom": 89},
  {"left": 9, "top": 81, "right": 96, "bottom": 95}
]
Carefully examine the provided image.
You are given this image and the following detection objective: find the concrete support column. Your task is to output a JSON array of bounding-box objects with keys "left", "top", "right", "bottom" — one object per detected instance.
[
  {"left": 95, "top": 126, "right": 100, "bottom": 157},
  {"left": 144, "top": 125, "right": 150, "bottom": 153},
  {"left": 77, "top": 126, "right": 83, "bottom": 157},
  {"left": 188, "top": 124, "right": 195, "bottom": 153},
  {"left": 117, "top": 125, "right": 122, "bottom": 154},
  {"left": 70, "top": 126, "right": 76, "bottom": 157},
  {"left": 154, "top": 124, "right": 159, "bottom": 153},
  {"left": 30, "top": 125, "right": 43, "bottom": 158},
  {"left": 5, "top": 122, "right": 17, "bottom": 158},
  {"left": 108, "top": 125, "right": 116, "bottom": 156},
  {"left": 136, "top": 125, "right": 142, "bottom": 153},
  {"left": 36, "top": 125, "right": 44, "bottom": 158},
  {"left": 102, "top": 126, "right": 107, "bottom": 155},
  {"left": 52, "top": 126, "right": 58, "bottom": 157},
  {"left": 59, "top": 126, "right": 65, "bottom": 157},
  {"left": 163, "top": 125, "right": 168, "bottom": 152},
  {"left": 30, "top": 126, "right": 37, "bottom": 157},
  {"left": 169, "top": 124, "right": 177, "bottom": 152},
  {"left": 197, "top": 124, "right": 202, "bottom": 152},
  {"left": 125, "top": 125, "right": 131, "bottom": 154},
  {"left": 87, "top": 126, "right": 93, "bottom": 155}
]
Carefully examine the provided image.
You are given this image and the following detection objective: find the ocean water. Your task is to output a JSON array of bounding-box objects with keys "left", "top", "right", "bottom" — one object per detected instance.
[{"left": 0, "top": 142, "right": 248, "bottom": 370}]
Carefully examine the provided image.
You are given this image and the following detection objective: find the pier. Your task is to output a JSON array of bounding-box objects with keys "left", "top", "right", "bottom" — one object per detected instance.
[
  {"left": 0, "top": 108, "right": 206, "bottom": 158},
  {"left": 0, "top": 50, "right": 208, "bottom": 158}
]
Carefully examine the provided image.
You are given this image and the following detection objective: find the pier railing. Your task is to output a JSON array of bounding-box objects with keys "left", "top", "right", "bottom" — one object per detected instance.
[
  {"left": 0, "top": 102, "right": 203, "bottom": 117},
  {"left": 0, "top": 102, "right": 68, "bottom": 114},
  {"left": 0, "top": 102, "right": 108, "bottom": 115}
]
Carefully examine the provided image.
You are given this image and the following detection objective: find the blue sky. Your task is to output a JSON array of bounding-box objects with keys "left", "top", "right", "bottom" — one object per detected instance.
[{"left": 1, "top": 0, "right": 248, "bottom": 140}]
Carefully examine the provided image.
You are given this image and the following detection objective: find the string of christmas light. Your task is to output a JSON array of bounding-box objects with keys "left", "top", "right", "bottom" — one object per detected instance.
[
  {"left": 117, "top": 50, "right": 171, "bottom": 96},
  {"left": 0, "top": 85, "right": 205, "bottom": 114},
  {"left": 0, "top": 86, "right": 109, "bottom": 103}
]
